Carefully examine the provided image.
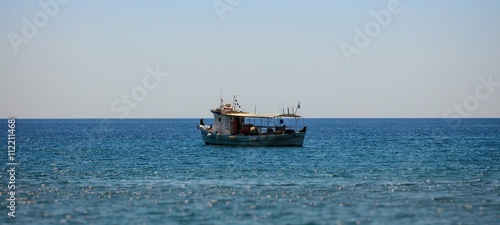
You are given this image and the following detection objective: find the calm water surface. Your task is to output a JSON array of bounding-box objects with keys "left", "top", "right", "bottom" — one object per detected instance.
[{"left": 1, "top": 119, "right": 499, "bottom": 224}]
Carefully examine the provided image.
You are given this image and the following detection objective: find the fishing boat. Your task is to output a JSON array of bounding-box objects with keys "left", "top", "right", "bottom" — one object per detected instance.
[{"left": 198, "top": 96, "right": 306, "bottom": 146}]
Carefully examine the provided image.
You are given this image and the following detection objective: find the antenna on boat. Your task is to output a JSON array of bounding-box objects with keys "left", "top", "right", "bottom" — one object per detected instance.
[
  {"left": 220, "top": 87, "right": 223, "bottom": 107},
  {"left": 235, "top": 96, "right": 240, "bottom": 109},
  {"left": 295, "top": 101, "right": 301, "bottom": 114},
  {"left": 233, "top": 94, "right": 236, "bottom": 110}
]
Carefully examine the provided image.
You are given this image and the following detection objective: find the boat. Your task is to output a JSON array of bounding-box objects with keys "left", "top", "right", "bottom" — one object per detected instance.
[{"left": 198, "top": 96, "right": 306, "bottom": 146}]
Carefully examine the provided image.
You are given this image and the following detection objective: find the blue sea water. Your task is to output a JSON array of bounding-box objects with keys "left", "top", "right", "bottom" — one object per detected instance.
[{"left": 1, "top": 118, "right": 499, "bottom": 224}]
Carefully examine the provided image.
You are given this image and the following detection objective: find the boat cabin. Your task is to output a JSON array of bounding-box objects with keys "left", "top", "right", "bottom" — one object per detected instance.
[{"left": 209, "top": 103, "right": 304, "bottom": 136}]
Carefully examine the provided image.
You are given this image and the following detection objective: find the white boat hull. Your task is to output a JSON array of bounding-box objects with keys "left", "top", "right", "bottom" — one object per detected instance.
[{"left": 200, "top": 129, "right": 305, "bottom": 146}]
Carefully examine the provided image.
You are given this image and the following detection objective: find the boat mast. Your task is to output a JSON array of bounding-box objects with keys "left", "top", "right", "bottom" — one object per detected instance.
[
  {"left": 219, "top": 87, "right": 224, "bottom": 107},
  {"left": 233, "top": 95, "right": 236, "bottom": 110},
  {"left": 295, "top": 101, "right": 301, "bottom": 114}
]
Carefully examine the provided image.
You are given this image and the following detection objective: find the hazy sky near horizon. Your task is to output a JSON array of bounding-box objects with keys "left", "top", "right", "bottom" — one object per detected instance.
[{"left": 1, "top": 0, "right": 499, "bottom": 118}]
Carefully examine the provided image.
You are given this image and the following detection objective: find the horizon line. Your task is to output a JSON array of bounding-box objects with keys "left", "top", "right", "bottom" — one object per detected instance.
[{"left": 2, "top": 117, "right": 500, "bottom": 120}]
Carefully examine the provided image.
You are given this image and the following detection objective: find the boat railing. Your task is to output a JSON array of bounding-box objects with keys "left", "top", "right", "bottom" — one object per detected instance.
[{"left": 238, "top": 124, "right": 302, "bottom": 136}]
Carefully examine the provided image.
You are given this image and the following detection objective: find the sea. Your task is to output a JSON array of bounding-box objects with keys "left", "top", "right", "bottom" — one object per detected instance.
[{"left": 1, "top": 118, "right": 499, "bottom": 225}]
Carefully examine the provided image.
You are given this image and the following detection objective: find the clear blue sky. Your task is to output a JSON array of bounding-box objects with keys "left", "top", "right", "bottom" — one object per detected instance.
[{"left": 1, "top": 0, "right": 499, "bottom": 118}]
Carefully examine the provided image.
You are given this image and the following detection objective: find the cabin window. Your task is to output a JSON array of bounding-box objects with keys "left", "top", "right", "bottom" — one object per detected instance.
[{"left": 225, "top": 117, "right": 230, "bottom": 130}]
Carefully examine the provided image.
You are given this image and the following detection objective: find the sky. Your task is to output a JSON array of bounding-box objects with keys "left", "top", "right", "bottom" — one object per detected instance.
[{"left": 1, "top": 0, "right": 499, "bottom": 118}]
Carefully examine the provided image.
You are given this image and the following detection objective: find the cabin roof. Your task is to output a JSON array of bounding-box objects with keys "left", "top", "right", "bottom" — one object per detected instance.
[
  {"left": 224, "top": 112, "right": 302, "bottom": 118},
  {"left": 211, "top": 107, "right": 302, "bottom": 118}
]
